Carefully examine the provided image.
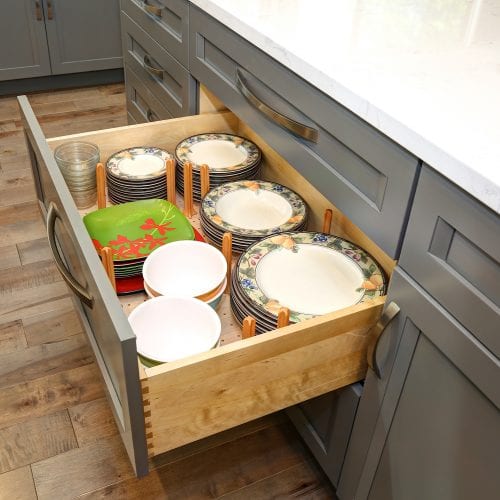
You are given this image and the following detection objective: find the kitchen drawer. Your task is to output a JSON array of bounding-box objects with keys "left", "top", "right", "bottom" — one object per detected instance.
[
  {"left": 125, "top": 66, "right": 173, "bottom": 123},
  {"left": 121, "top": 0, "right": 189, "bottom": 66},
  {"left": 19, "top": 97, "right": 391, "bottom": 477},
  {"left": 189, "top": 6, "right": 419, "bottom": 259},
  {"left": 399, "top": 166, "right": 500, "bottom": 358},
  {"left": 287, "top": 383, "right": 362, "bottom": 487},
  {"left": 122, "top": 11, "right": 196, "bottom": 118}
]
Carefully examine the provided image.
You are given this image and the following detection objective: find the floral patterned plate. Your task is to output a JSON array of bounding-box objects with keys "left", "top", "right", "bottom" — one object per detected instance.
[
  {"left": 83, "top": 199, "right": 194, "bottom": 261},
  {"left": 236, "top": 232, "right": 386, "bottom": 324},
  {"left": 106, "top": 146, "right": 172, "bottom": 180},
  {"left": 175, "top": 133, "right": 261, "bottom": 172},
  {"left": 201, "top": 180, "right": 307, "bottom": 238}
]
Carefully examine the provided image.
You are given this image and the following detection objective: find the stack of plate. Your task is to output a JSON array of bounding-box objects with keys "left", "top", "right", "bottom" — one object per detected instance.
[
  {"left": 105, "top": 146, "right": 172, "bottom": 204},
  {"left": 230, "top": 231, "right": 387, "bottom": 334},
  {"left": 83, "top": 199, "right": 196, "bottom": 295},
  {"left": 200, "top": 180, "right": 308, "bottom": 252},
  {"left": 175, "top": 133, "right": 261, "bottom": 201}
]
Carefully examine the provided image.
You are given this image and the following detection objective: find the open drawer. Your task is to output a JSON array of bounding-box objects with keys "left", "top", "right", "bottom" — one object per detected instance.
[{"left": 19, "top": 96, "right": 393, "bottom": 476}]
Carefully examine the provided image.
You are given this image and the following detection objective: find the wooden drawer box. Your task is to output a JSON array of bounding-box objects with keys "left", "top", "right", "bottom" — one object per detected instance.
[
  {"left": 122, "top": 11, "right": 196, "bottom": 119},
  {"left": 399, "top": 166, "right": 500, "bottom": 358},
  {"left": 20, "top": 97, "right": 393, "bottom": 477},
  {"left": 126, "top": 66, "right": 173, "bottom": 123},
  {"left": 121, "top": 0, "right": 189, "bottom": 67},
  {"left": 189, "top": 6, "right": 419, "bottom": 259}
]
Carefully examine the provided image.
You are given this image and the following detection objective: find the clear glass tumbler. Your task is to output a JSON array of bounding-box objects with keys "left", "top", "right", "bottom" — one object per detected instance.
[{"left": 54, "top": 142, "right": 100, "bottom": 209}]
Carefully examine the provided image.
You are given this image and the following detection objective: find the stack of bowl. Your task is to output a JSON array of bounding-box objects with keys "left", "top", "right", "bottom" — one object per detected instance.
[
  {"left": 54, "top": 141, "right": 100, "bottom": 209},
  {"left": 129, "top": 296, "right": 222, "bottom": 367},
  {"left": 142, "top": 240, "right": 227, "bottom": 310}
]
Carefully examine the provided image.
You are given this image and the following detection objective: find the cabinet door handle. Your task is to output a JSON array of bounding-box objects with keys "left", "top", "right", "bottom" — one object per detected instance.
[
  {"left": 47, "top": 0, "right": 53, "bottom": 20},
  {"left": 143, "top": 0, "right": 163, "bottom": 17},
  {"left": 143, "top": 55, "right": 164, "bottom": 78},
  {"left": 367, "top": 301, "right": 400, "bottom": 378},
  {"left": 47, "top": 202, "right": 94, "bottom": 308},
  {"left": 236, "top": 68, "right": 319, "bottom": 143},
  {"left": 35, "top": 1, "right": 43, "bottom": 20},
  {"left": 146, "top": 109, "right": 159, "bottom": 122}
]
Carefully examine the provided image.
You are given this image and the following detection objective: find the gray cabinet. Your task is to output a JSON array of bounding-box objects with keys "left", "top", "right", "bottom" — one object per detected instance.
[
  {"left": 0, "top": 0, "right": 51, "bottom": 80},
  {"left": 287, "top": 384, "right": 362, "bottom": 488},
  {"left": 340, "top": 270, "right": 500, "bottom": 500},
  {"left": 0, "top": 0, "right": 122, "bottom": 82},
  {"left": 43, "top": 0, "right": 123, "bottom": 74},
  {"left": 120, "top": 0, "right": 195, "bottom": 121}
]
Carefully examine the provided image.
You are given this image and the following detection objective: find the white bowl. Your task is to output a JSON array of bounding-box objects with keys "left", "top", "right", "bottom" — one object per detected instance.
[
  {"left": 143, "top": 240, "right": 227, "bottom": 298},
  {"left": 128, "top": 296, "right": 221, "bottom": 363}
]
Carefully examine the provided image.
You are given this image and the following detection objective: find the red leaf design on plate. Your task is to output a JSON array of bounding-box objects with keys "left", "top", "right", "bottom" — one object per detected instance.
[
  {"left": 91, "top": 239, "right": 103, "bottom": 252},
  {"left": 140, "top": 218, "right": 176, "bottom": 236},
  {"left": 109, "top": 234, "right": 131, "bottom": 247},
  {"left": 142, "top": 234, "right": 167, "bottom": 250}
]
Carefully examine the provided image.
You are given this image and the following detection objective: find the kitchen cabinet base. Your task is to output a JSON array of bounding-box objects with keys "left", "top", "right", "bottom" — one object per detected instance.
[{"left": 0, "top": 69, "right": 124, "bottom": 97}]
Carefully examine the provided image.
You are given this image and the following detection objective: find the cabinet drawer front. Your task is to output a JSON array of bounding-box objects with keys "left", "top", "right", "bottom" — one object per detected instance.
[
  {"left": 400, "top": 166, "right": 500, "bottom": 357},
  {"left": 18, "top": 96, "right": 148, "bottom": 476},
  {"left": 125, "top": 66, "right": 173, "bottom": 123},
  {"left": 122, "top": 11, "right": 196, "bottom": 118},
  {"left": 121, "top": 0, "right": 188, "bottom": 66},
  {"left": 189, "top": 6, "right": 419, "bottom": 259}
]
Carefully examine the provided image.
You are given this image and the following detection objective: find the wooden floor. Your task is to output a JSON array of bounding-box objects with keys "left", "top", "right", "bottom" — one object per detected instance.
[{"left": 0, "top": 85, "right": 336, "bottom": 499}]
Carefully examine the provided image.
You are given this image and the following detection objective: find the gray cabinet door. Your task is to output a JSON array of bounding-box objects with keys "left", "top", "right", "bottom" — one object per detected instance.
[
  {"left": 346, "top": 269, "right": 500, "bottom": 500},
  {"left": 18, "top": 95, "right": 148, "bottom": 477},
  {"left": 287, "top": 384, "right": 362, "bottom": 487},
  {"left": 43, "top": 0, "right": 123, "bottom": 74},
  {"left": 0, "top": 0, "right": 51, "bottom": 81}
]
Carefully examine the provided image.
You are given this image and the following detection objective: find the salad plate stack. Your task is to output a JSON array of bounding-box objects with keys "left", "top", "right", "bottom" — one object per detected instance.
[
  {"left": 230, "top": 231, "right": 387, "bottom": 334},
  {"left": 83, "top": 199, "right": 197, "bottom": 294},
  {"left": 105, "top": 146, "right": 171, "bottom": 204},
  {"left": 200, "top": 180, "right": 308, "bottom": 252},
  {"left": 175, "top": 133, "right": 261, "bottom": 201}
]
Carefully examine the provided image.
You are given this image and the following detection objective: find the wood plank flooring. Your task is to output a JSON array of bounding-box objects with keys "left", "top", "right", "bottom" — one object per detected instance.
[{"left": 0, "top": 85, "right": 336, "bottom": 499}]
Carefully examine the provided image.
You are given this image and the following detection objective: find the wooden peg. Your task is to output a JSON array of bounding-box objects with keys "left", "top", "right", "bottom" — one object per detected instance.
[
  {"left": 277, "top": 307, "right": 290, "bottom": 328},
  {"left": 96, "top": 162, "right": 106, "bottom": 209},
  {"left": 242, "top": 316, "right": 256, "bottom": 339},
  {"left": 100, "top": 246, "right": 116, "bottom": 292},
  {"left": 183, "top": 161, "right": 194, "bottom": 218},
  {"left": 222, "top": 232, "right": 232, "bottom": 294},
  {"left": 322, "top": 208, "right": 333, "bottom": 234},
  {"left": 166, "top": 158, "right": 176, "bottom": 205},
  {"left": 200, "top": 164, "right": 210, "bottom": 199}
]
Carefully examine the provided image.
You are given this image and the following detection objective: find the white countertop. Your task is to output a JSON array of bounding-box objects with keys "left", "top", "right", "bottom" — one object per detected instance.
[{"left": 191, "top": 0, "right": 500, "bottom": 213}]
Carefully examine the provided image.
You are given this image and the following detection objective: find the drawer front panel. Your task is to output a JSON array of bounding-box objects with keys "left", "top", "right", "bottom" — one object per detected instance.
[
  {"left": 122, "top": 12, "right": 196, "bottom": 118},
  {"left": 18, "top": 96, "right": 149, "bottom": 476},
  {"left": 125, "top": 66, "right": 173, "bottom": 123},
  {"left": 400, "top": 166, "right": 500, "bottom": 357},
  {"left": 121, "top": 0, "right": 188, "bottom": 66},
  {"left": 189, "top": 6, "right": 419, "bottom": 258}
]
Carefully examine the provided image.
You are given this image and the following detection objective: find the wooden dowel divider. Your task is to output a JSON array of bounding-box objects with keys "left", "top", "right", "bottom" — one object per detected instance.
[
  {"left": 323, "top": 208, "right": 333, "bottom": 234},
  {"left": 277, "top": 307, "right": 290, "bottom": 329},
  {"left": 222, "top": 232, "right": 232, "bottom": 294},
  {"left": 96, "top": 162, "right": 106, "bottom": 209},
  {"left": 200, "top": 164, "right": 210, "bottom": 199},
  {"left": 183, "top": 161, "right": 194, "bottom": 218},
  {"left": 100, "top": 246, "right": 116, "bottom": 292},
  {"left": 242, "top": 316, "right": 256, "bottom": 339},
  {"left": 166, "top": 158, "right": 176, "bottom": 206}
]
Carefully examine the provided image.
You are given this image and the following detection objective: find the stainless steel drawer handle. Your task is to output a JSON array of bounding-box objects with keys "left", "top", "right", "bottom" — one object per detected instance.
[
  {"left": 143, "top": 0, "right": 163, "bottom": 17},
  {"left": 367, "top": 301, "right": 400, "bottom": 378},
  {"left": 236, "top": 69, "right": 319, "bottom": 143},
  {"left": 143, "top": 55, "right": 164, "bottom": 78},
  {"left": 47, "top": 202, "right": 94, "bottom": 308},
  {"left": 146, "top": 109, "right": 159, "bottom": 122}
]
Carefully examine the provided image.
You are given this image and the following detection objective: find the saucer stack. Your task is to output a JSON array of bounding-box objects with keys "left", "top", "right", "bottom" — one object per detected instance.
[
  {"left": 175, "top": 133, "right": 261, "bottom": 201},
  {"left": 230, "top": 231, "right": 387, "bottom": 334},
  {"left": 200, "top": 180, "right": 308, "bottom": 252},
  {"left": 105, "top": 146, "right": 172, "bottom": 204}
]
